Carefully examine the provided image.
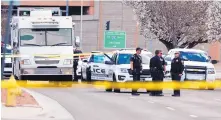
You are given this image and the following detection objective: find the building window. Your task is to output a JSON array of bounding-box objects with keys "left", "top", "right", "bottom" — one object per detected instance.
[{"left": 60, "top": 6, "right": 90, "bottom": 16}]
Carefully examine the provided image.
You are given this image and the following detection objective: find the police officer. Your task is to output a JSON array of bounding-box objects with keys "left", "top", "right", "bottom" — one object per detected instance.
[
  {"left": 170, "top": 51, "right": 184, "bottom": 97},
  {"left": 149, "top": 50, "right": 165, "bottom": 96},
  {"left": 130, "top": 47, "right": 143, "bottom": 96},
  {"left": 73, "top": 48, "right": 83, "bottom": 81}
]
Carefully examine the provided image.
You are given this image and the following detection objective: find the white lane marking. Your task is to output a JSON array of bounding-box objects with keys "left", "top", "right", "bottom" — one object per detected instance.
[
  {"left": 190, "top": 115, "right": 198, "bottom": 118},
  {"left": 130, "top": 96, "right": 136, "bottom": 99},
  {"left": 166, "top": 107, "right": 175, "bottom": 111},
  {"left": 214, "top": 98, "right": 221, "bottom": 101},
  {"left": 148, "top": 101, "right": 154, "bottom": 103}
]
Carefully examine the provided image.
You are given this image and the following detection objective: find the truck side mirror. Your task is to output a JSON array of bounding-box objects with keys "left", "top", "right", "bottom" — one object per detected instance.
[{"left": 75, "top": 36, "right": 80, "bottom": 47}]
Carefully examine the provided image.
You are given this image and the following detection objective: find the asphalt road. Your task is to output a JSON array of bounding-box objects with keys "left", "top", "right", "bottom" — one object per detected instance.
[{"left": 33, "top": 87, "right": 221, "bottom": 120}]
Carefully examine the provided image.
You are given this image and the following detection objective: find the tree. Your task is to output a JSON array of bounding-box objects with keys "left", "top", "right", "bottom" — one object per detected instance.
[
  {"left": 207, "top": 1, "right": 221, "bottom": 41},
  {"left": 124, "top": 1, "right": 221, "bottom": 50}
]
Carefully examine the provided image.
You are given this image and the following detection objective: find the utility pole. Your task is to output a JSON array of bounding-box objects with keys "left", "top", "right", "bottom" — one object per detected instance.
[
  {"left": 80, "top": 0, "right": 83, "bottom": 49},
  {"left": 1, "top": 1, "right": 14, "bottom": 79},
  {"left": 66, "top": 0, "right": 69, "bottom": 16}
]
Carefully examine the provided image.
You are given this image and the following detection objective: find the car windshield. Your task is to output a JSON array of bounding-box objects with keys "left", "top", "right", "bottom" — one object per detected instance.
[
  {"left": 117, "top": 53, "right": 150, "bottom": 64},
  {"left": 180, "top": 51, "right": 209, "bottom": 62},
  {"left": 89, "top": 54, "right": 110, "bottom": 63},
  {"left": 19, "top": 28, "right": 72, "bottom": 46}
]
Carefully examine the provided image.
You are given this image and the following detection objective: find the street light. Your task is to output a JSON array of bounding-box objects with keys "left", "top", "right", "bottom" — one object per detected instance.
[
  {"left": 66, "top": 0, "right": 69, "bottom": 16},
  {"left": 80, "top": 0, "right": 83, "bottom": 49}
]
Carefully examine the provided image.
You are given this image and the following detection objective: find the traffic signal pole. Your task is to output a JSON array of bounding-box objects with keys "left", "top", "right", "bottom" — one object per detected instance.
[{"left": 1, "top": 1, "right": 14, "bottom": 79}]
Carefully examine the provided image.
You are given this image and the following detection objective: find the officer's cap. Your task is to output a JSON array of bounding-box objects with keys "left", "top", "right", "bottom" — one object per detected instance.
[{"left": 136, "top": 47, "right": 142, "bottom": 51}]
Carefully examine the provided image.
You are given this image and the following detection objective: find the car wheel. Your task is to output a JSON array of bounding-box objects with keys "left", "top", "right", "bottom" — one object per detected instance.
[
  {"left": 113, "top": 74, "right": 120, "bottom": 93},
  {"left": 20, "top": 75, "right": 28, "bottom": 87}
]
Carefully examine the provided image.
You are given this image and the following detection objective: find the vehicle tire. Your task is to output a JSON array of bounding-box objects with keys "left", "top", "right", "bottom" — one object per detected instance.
[
  {"left": 86, "top": 68, "right": 91, "bottom": 83},
  {"left": 105, "top": 88, "right": 112, "bottom": 92},
  {"left": 208, "top": 88, "right": 214, "bottom": 90},
  {"left": 64, "top": 76, "right": 73, "bottom": 87},
  {"left": 20, "top": 75, "right": 28, "bottom": 87},
  {"left": 113, "top": 74, "right": 120, "bottom": 93}
]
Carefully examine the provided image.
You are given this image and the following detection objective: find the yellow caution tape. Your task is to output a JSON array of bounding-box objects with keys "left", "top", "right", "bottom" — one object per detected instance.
[
  {"left": 1, "top": 52, "right": 113, "bottom": 58},
  {"left": 1, "top": 80, "right": 221, "bottom": 90}
]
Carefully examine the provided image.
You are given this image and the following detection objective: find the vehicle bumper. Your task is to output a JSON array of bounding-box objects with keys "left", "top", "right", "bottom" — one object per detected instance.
[
  {"left": 116, "top": 73, "right": 152, "bottom": 82},
  {"left": 20, "top": 67, "right": 73, "bottom": 76},
  {"left": 181, "top": 73, "right": 216, "bottom": 82}
]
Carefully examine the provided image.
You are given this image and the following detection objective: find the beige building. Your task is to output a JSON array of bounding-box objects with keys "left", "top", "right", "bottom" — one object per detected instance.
[{"left": 2, "top": 1, "right": 220, "bottom": 61}]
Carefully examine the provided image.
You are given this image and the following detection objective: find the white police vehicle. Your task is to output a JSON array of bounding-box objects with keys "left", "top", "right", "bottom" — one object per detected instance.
[
  {"left": 81, "top": 51, "right": 114, "bottom": 81},
  {"left": 164, "top": 49, "right": 216, "bottom": 90},
  {"left": 110, "top": 49, "right": 152, "bottom": 82},
  {"left": 2, "top": 44, "right": 13, "bottom": 78}
]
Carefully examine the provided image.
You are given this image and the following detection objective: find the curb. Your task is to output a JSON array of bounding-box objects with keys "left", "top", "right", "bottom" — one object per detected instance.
[{"left": 2, "top": 88, "right": 75, "bottom": 120}]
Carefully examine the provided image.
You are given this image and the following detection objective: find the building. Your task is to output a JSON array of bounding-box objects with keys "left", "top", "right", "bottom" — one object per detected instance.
[{"left": 2, "top": 0, "right": 220, "bottom": 62}]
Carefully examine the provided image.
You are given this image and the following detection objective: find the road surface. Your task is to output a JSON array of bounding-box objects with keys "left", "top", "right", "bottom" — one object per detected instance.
[{"left": 32, "top": 87, "right": 221, "bottom": 120}]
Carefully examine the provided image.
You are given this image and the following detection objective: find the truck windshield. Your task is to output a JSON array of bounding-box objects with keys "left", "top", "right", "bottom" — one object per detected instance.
[
  {"left": 180, "top": 51, "right": 209, "bottom": 62},
  {"left": 19, "top": 28, "right": 72, "bottom": 46},
  {"left": 117, "top": 53, "right": 150, "bottom": 65}
]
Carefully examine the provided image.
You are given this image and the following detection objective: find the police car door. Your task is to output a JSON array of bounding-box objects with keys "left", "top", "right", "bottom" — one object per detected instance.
[{"left": 90, "top": 53, "right": 113, "bottom": 81}]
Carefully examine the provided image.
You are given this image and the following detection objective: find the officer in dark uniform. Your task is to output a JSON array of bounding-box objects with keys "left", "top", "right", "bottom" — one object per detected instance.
[
  {"left": 73, "top": 48, "right": 83, "bottom": 81},
  {"left": 170, "top": 51, "right": 184, "bottom": 97},
  {"left": 130, "top": 47, "right": 143, "bottom": 96},
  {"left": 149, "top": 50, "right": 165, "bottom": 96}
]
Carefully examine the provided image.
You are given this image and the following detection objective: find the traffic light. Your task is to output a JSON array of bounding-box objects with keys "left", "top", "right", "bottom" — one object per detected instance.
[{"left": 106, "top": 21, "right": 110, "bottom": 30}]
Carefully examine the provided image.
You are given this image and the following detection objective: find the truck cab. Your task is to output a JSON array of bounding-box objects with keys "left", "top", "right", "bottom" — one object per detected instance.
[{"left": 11, "top": 8, "right": 80, "bottom": 83}]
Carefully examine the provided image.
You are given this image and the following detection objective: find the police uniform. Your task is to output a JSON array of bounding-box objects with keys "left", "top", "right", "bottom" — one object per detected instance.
[
  {"left": 73, "top": 49, "right": 82, "bottom": 81},
  {"left": 149, "top": 55, "right": 165, "bottom": 96},
  {"left": 170, "top": 57, "right": 184, "bottom": 96},
  {"left": 130, "top": 53, "right": 142, "bottom": 94}
]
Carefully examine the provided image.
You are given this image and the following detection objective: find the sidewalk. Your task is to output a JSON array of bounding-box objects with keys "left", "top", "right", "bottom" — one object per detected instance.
[{"left": 1, "top": 88, "right": 74, "bottom": 120}]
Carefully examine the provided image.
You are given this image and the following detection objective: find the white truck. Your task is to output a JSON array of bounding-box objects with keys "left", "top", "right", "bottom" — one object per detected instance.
[
  {"left": 164, "top": 49, "right": 216, "bottom": 90},
  {"left": 11, "top": 8, "right": 80, "bottom": 84}
]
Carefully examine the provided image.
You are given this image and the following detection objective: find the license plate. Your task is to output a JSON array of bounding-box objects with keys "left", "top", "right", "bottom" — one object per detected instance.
[{"left": 92, "top": 73, "right": 108, "bottom": 77}]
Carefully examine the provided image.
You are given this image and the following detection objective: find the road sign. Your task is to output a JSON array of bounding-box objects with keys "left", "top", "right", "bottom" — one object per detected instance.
[{"left": 104, "top": 31, "right": 126, "bottom": 49}]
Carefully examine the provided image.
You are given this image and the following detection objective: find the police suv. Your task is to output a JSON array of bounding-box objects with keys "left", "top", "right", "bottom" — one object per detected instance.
[
  {"left": 81, "top": 51, "right": 114, "bottom": 81},
  {"left": 110, "top": 49, "right": 152, "bottom": 83},
  {"left": 164, "top": 49, "right": 216, "bottom": 90}
]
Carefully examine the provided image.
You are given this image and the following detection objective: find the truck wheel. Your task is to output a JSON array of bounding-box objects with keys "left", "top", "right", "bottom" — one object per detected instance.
[
  {"left": 65, "top": 76, "right": 73, "bottom": 87},
  {"left": 20, "top": 75, "right": 28, "bottom": 87},
  {"left": 113, "top": 74, "right": 120, "bottom": 93}
]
